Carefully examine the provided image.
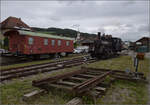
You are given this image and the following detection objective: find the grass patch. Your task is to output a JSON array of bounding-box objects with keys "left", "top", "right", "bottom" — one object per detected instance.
[
  {"left": 0, "top": 79, "right": 38, "bottom": 104},
  {"left": 88, "top": 56, "right": 150, "bottom": 76},
  {"left": 0, "top": 55, "right": 149, "bottom": 104},
  {"left": 0, "top": 65, "right": 83, "bottom": 105},
  {"left": 96, "top": 80, "right": 148, "bottom": 104},
  {"left": 87, "top": 55, "right": 149, "bottom": 104}
]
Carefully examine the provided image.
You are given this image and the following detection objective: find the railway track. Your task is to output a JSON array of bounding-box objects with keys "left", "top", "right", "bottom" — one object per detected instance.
[
  {"left": 32, "top": 67, "right": 112, "bottom": 98},
  {"left": 1, "top": 56, "right": 33, "bottom": 66},
  {"left": 32, "top": 67, "right": 146, "bottom": 99},
  {"left": 0, "top": 56, "right": 97, "bottom": 82},
  {"left": 1, "top": 54, "right": 86, "bottom": 66}
]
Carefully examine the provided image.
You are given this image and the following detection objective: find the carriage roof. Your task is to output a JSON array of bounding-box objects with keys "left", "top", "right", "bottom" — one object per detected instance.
[
  {"left": 18, "top": 30, "right": 74, "bottom": 41},
  {"left": 3, "top": 29, "right": 75, "bottom": 41}
]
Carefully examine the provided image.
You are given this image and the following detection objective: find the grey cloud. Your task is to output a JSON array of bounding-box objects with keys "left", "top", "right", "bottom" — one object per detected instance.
[
  {"left": 138, "top": 24, "right": 150, "bottom": 32},
  {"left": 97, "top": 27, "right": 105, "bottom": 34},
  {"left": 50, "top": 17, "right": 62, "bottom": 22},
  {"left": 1, "top": 1, "right": 149, "bottom": 41},
  {"left": 52, "top": 3, "right": 148, "bottom": 20}
]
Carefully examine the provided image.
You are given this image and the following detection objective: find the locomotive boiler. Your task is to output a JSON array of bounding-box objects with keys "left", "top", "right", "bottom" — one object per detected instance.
[{"left": 90, "top": 32, "right": 122, "bottom": 59}]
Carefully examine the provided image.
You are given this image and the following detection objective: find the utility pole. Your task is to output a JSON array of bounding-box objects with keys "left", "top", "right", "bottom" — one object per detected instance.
[{"left": 72, "top": 24, "right": 80, "bottom": 42}]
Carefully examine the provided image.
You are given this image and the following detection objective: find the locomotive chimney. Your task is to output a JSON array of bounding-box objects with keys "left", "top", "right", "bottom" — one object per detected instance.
[
  {"left": 98, "top": 32, "right": 101, "bottom": 39},
  {"left": 102, "top": 33, "right": 105, "bottom": 37},
  {"left": 109, "top": 35, "right": 112, "bottom": 38}
]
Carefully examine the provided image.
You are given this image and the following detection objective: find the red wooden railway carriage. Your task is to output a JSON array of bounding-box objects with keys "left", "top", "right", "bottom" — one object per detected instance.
[{"left": 3, "top": 29, "right": 74, "bottom": 58}]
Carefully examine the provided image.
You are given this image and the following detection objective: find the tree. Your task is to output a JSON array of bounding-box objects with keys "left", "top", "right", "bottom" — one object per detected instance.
[
  {"left": 74, "top": 42, "right": 78, "bottom": 48},
  {"left": 4, "top": 37, "right": 9, "bottom": 50}
]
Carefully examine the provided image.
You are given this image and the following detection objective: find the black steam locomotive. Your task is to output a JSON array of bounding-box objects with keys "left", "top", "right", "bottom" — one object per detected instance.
[{"left": 90, "top": 32, "right": 122, "bottom": 59}]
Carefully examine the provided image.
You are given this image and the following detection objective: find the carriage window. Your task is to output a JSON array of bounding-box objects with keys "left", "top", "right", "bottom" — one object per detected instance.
[
  {"left": 51, "top": 40, "right": 55, "bottom": 46},
  {"left": 66, "top": 41, "right": 70, "bottom": 46},
  {"left": 44, "top": 39, "right": 48, "bottom": 45},
  {"left": 58, "top": 40, "right": 61, "bottom": 46},
  {"left": 28, "top": 37, "right": 33, "bottom": 45}
]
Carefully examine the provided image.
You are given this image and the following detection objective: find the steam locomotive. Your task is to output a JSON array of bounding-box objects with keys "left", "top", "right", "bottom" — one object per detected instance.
[{"left": 90, "top": 32, "right": 122, "bottom": 59}]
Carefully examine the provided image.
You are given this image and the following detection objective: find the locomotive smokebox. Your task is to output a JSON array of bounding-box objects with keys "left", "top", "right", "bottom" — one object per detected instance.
[{"left": 98, "top": 32, "right": 101, "bottom": 40}]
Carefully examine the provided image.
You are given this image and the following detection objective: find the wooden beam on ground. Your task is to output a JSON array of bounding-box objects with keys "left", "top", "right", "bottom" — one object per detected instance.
[
  {"left": 85, "top": 71, "right": 103, "bottom": 75},
  {"left": 22, "top": 89, "right": 45, "bottom": 101},
  {"left": 32, "top": 69, "right": 88, "bottom": 87},
  {"left": 48, "top": 83, "right": 72, "bottom": 90},
  {"left": 77, "top": 74, "right": 96, "bottom": 78},
  {"left": 57, "top": 81, "right": 80, "bottom": 86},
  {"left": 69, "top": 76, "right": 87, "bottom": 81},
  {"left": 94, "top": 86, "right": 106, "bottom": 92},
  {"left": 65, "top": 97, "right": 82, "bottom": 105},
  {"left": 111, "top": 75, "right": 148, "bottom": 83},
  {"left": 73, "top": 71, "right": 112, "bottom": 93}
]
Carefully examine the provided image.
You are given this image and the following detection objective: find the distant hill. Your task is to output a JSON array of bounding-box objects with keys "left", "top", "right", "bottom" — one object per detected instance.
[{"left": 31, "top": 27, "right": 97, "bottom": 39}]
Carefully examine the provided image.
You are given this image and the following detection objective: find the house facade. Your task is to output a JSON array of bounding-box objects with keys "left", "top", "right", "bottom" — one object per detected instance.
[{"left": 135, "top": 37, "right": 150, "bottom": 52}]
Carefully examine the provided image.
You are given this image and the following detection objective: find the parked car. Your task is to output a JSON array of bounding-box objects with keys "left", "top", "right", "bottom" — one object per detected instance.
[
  {"left": 73, "top": 46, "right": 89, "bottom": 54},
  {"left": 73, "top": 49, "right": 83, "bottom": 54},
  {"left": 0, "top": 48, "right": 6, "bottom": 54}
]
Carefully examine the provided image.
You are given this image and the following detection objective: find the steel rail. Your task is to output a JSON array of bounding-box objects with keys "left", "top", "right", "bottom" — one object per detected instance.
[
  {"left": 1, "top": 58, "right": 90, "bottom": 76},
  {"left": 72, "top": 71, "right": 112, "bottom": 93},
  {"left": 1, "top": 58, "right": 96, "bottom": 82},
  {"left": 1, "top": 56, "right": 90, "bottom": 72},
  {"left": 32, "top": 68, "right": 88, "bottom": 87}
]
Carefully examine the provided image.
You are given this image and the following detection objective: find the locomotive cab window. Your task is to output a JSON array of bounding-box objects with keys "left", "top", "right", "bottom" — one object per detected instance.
[
  {"left": 66, "top": 41, "right": 70, "bottom": 46},
  {"left": 44, "top": 39, "right": 48, "bottom": 45},
  {"left": 51, "top": 40, "right": 55, "bottom": 46},
  {"left": 28, "top": 37, "right": 34, "bottom": 45},
  {"left": 58, "top": 40, "right": 61, "bottom": 46}
]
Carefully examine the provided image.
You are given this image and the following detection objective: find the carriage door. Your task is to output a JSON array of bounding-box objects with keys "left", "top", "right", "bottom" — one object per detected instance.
[
  {"left": 3, "top": 37, "right": 9, "bottom": 50},
  {"left": 28, "top": 37, "right": 34, "bottom": 54}
]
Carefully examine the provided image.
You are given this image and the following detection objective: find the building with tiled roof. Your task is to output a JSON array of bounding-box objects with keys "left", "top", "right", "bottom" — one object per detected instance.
[
  {"left": 134, "top": 37, "right": 150, "bottom": 52},
  {"left": 0, "top": 16, "right": 31, "bottom": 30},
  {"left": 0, "top": 16, "right": 32, "bottom": 48}
]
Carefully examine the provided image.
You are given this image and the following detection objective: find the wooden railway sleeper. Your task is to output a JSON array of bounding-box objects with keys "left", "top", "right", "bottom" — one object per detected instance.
[{"left": 73, "top": 71, "right": 112, "bottom": 94}]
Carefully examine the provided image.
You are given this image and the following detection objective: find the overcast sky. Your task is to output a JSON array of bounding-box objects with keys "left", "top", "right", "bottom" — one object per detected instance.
[{"left": 1, "top": 0, "right": 149, "bottom": 41}]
